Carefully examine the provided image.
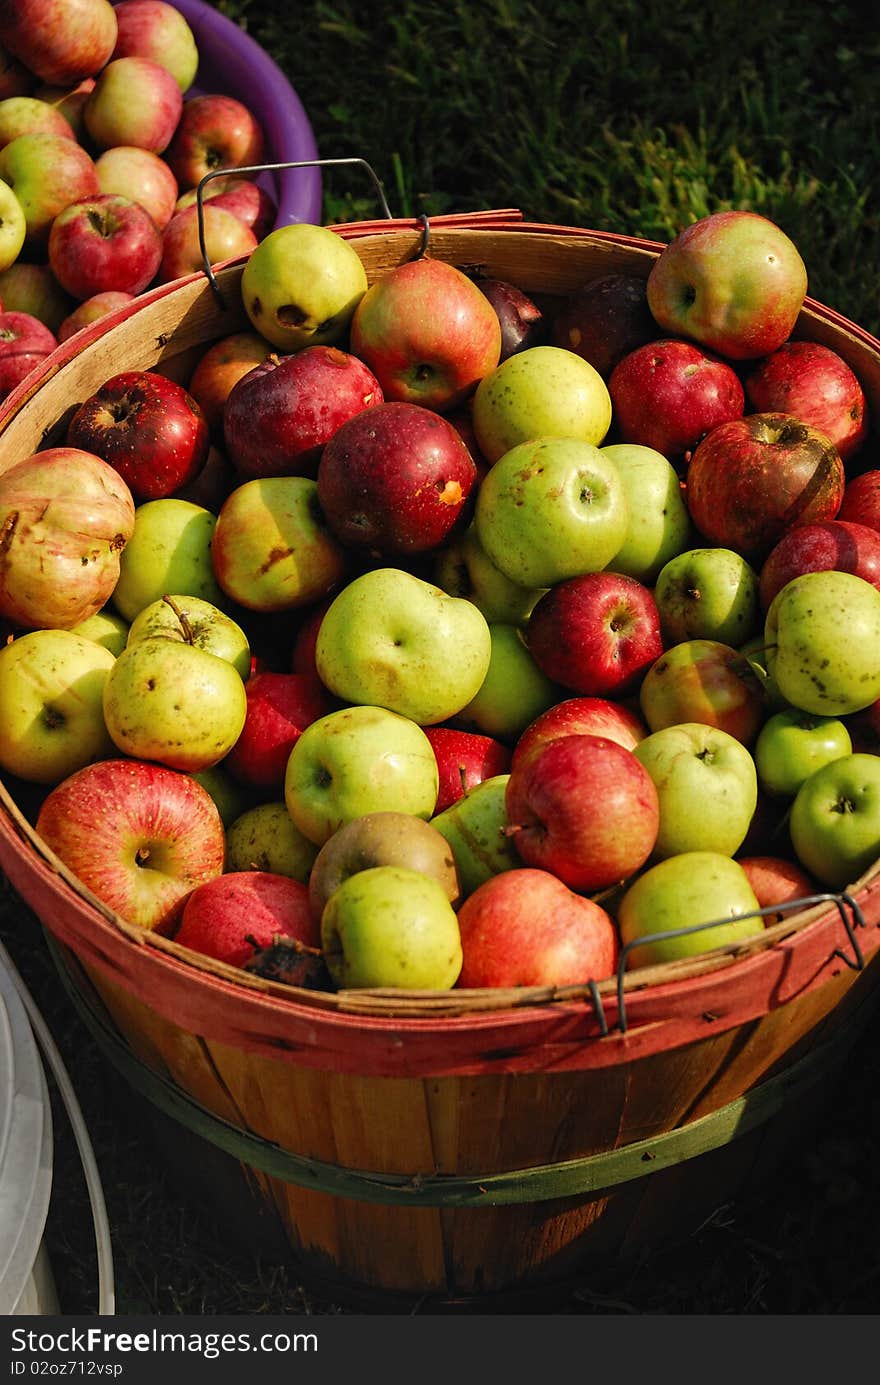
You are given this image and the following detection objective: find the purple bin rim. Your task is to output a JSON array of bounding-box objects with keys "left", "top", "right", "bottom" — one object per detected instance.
[{"left": 159, "top": 0, "right": 323, "bottom": 228}]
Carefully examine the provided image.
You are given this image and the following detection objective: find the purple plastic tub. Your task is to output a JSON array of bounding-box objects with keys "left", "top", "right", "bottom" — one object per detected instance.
[{"left": 161, "top": 0, "right": 323, "bottom": 227}]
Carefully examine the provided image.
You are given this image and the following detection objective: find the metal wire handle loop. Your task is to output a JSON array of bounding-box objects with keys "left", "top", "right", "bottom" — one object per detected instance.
[{"left": 195, "top": 156, "right": 394, "bottom": 305}]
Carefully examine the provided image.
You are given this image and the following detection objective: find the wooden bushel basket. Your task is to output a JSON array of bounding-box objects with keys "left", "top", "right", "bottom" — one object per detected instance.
[{"left": 1, "top": 213, "right": 880, "bottom": 1307}]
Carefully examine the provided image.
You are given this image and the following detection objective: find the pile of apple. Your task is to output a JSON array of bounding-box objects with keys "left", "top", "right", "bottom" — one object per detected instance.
[
  {"left": 0, "top": 0, "right": 273, "bottom": 401},
  {"left": 2, "top": 202, "right": 880, "bottom": 999}
]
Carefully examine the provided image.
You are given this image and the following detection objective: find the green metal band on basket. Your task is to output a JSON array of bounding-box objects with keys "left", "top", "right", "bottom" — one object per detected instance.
[{"left": 47, "top": 934, "right": 872, "bottom": 1209}]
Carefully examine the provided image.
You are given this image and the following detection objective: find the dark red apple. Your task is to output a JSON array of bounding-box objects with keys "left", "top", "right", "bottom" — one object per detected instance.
[
  {"left": 512, "top": 696, "right": 647, "bottom": 770},
  {"left": 526, "top": 571, "right": 663, "bottom": 698},
  {"left": 475, "top": 276, "right": 545, "bottom": 360},
  {"left": 66, "top": 368, "right": 210, "bottom": 500},
  {"left": 222, "top": 345, "right": 383, "bottom": 480},
  {"left": 744, "top": 340, "right": 869, "bottom": 463},
  {"left": 224, "top": 670, "right": 335, "bottom": 791},
  {"left": 423, "top": 725, "right": 512, "bottom": 814},
  {"left": 173, "top": 870, "right": 319, "bottom": 970},
  {"left": 317, "top": 401, "right": 479, "bottom": 556},
  {"left": 551, "top": 272, "right": 657, "bottom": 378},
  {"left": 758, "top": 519, "right": 880, "bottom": 610},
  {"left": 838, "top": 470, "right": 880, "bottom": 534},
  {"left": 608, "top": 337, "right": 745, "bottom": 466}
]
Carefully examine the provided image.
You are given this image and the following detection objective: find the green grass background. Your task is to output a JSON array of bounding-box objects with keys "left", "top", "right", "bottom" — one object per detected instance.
[{"left": 1, "top": 0, "right": 880, "bottom": 1318}]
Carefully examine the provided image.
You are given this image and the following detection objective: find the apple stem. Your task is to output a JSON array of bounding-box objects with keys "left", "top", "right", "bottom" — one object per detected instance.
[{"left": 162, "top": 593, "right": 195, "bottom": 645}]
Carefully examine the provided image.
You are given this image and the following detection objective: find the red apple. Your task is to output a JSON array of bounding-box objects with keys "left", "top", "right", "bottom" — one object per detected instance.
[
  {"left": 639, "top": 638, "right": 766, "bottom": 745},
  {"left": 608, "top": 337, "right": 745, "bottom": 467},
  {"left": 223, "top": 345, "right": 383, "bottom": 480},
  {"left": 0, "top": 349, "right": 50, "bottom": 402},
  {"left": 187, "top": 330, "right": 273, "bottom": 440},
  {"left": 737, "top": 854, "right": 817, "bottom": 925},
  {"left": 0, "top": 0, "right": 118, "bottom": 87},
  {"left": 551, "top": 272, "right": 658, "bottom": 377},
  {"left": 176, "top": 177, "right": 277, "bottom": 241},
  {"left": 504, "top": 733, "right": 660, "bottom": 891},
  {"left": 34, "top": 757, "right": 226, "bottom": 935},
  {"left": 290, "top": 596, "right": 334, "bottom": 680},
  {"left": 838, "top": 470, "right": 880, "bottom": 534},
  {"left": 83, "top": 55, "right": 183, "bottom": 153},
  {"left": 174, "top": 870, "right": 320, "bottom": 970},
  {"left": 349, "top": 256, "right": 502, "bottom": 411},
  {"left": 456, "top": 866, "right": 619, "bottom": 988},
  {"left": 158, "top": 202, "right": 257, "bottom": 284},
  {"left": 57, "top": 290, "right": 133, "bottom": 343},
  {"left": 685, "top": 413, "right": 846, "bottom": 562},
  {"left": 0, "top": 308, "right": 57, "bottom": 355},
  {"left": 744, "top": 340, "right": 869, "bottom": 464},
  {"left": 66, "top": 368, "right": 210, "bottom": 501},
  {"left": 526, "top": 571, "right": 663, "bottom": 698},
  {"left": 48, "top": 193, "right": 163, "bottom": 300},
  {"left": 423, "top": 725, "right": 512, "bottom": 814},
  {"left": 317, "top": 400, "right": 478, "bottom": 556},
  {"left": 224, "top": 671, "right": 335, "bottom": 791},
  {"left": 512, "top": 696, "right": 648, "bottom": 770},
  {"left": 110, "top": 0, "right": 199, "bottom": 92},
  {"left": 164, "top": 93, "right": 266, "bottom": 190},
  {"left": 95, "top": 144, "right": 179, "bottom": 230},
  {"left": 475, "top": 276, "right": 545, "bottom": 360},
  {"left": 758, "top": 519, "right": 880, "bottom": 610}
]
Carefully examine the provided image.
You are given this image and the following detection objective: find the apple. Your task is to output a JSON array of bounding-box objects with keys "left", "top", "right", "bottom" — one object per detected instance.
[
  {"left": 289, "top": 595, "right": 333, "bottom": 680},
  {"left": 317, "top": 401, "right": 478, "bottom": 555},
  {"left": 283, "top": 704, "right": 440, "bottom": 846},
  {"left": 165, "top": 93, "right": 265, "bottom": 190},
  {"left": 225, "top": 801, "right": 319, "bottom": 883},
  {"left": 737, "top": 855, "right": 817, "bottom": 925},
  {"left": 0, "top": 130, "right": 99, "bottom": 245},
  {"left": 476, "top": 276, "right": 545, "bottom": 359},
  {"left": 187, "top": 330, "right": 272, "bottom": 439},
  {"left": 472, "top": 344, "right": 612, "bottom": 463},
  {"left": 685, "top": 413, "right": 846, "bottom": 563},
  {"left": 158, "top": 202, "right": 258, "bottom": 284},
  {"left": 0, "top": 349, "right": 47, "bottom": 402},
  {"left": 182, "top": 179, "right": 276, "bottom": 242},
  {"left": 646, "top": 210, "right": 807, "bottom": 360},
  {"left": 512, "top": 695, "right": 647, "bottom": 770},
  {"left": 315, "top": 566, "right": 491, "bottom": 725},
  {"left": 789, "top": 753, "right": 880, "bottom": 888},
  {"left": 474, "top": 436, "right": 628, "bottom": 588},
  {"left": 423, "top": 726, "right": 512, "bottom": 814},
  {"left": 0, "top": 42, "right": 33, "bottom": 101},
  {"left": 453, "top": 622, "right": 561, "bottom": 742},
  {"left": 70, "top": 606, "right": 129, "bottom": 656},
  {"left": 608, "top": 338, "right": 745, "bottom": 467},
  {"left": 223, "top": 345, "right": 383, "bottom": 481},
  {"left": 83, "top": 56, "right": 182, "bottom": 153},
  {"left": 112, "top": 497, "right": 224, "bottom": 622},
  {"left": 173, "top": 871, "right": 319, "bottom": 971},
  {"left": 321, "top": 864, "right": 462, "bottom": 991},
  {"left": 188, "top": 763, "right": 249, "bottom": 829},
  {"left": 758, "top": 519, "right": 880, "bottom": 611},
  {"left": 0, "top": 446, "right": 135, "bottom": 630},
  {"left": 526, "top": 570, "right": 663, "bottom": 698},
  {"left": 432, "top": 523, "right": 544, "bottom": 626},
  {"left": 307, "top": 810, "right": 461, "bottom": 921},
  {"left": 224, "top": 671, "right": 334, "bottom": 791},
  {"left": 653, "top": 546, "right": 761, "bottom": 647},
  {"left": 744, "top": 340, "right": 869, "bottom": 463},
  {"left": 457, "top": 866, "right": 618, "bottom": 988},
  {"left": 838, "top": 470, "right": 880, "bottom": 534},
  {"left": 0, "top": 175, "right": 24, "bottom": 271},
  {"left": 0, "top": 95, "right": 74, "bottom": 146},
  {"left": 0, "top": 260, "right": 73, "bottom": 332},
  {"left": 600, "top": 442, "right": 692, "bottom": 583},
  {"left": 0, "top": 308, "right": 56, "bottom": 355},
  {"left": 103, "top": 633, "right": 247, "bottom": 771},
  {"left": 639, "top": 638, "right": 766, "bottom": 745},
  {"left": 633, "top": 721, "right": 758, "bottom": 858},
  {"left": 126, "top": 593, "right": 251, "bottom": 678},
  {"left": 210, "top": 476, "right": 348, "bottom": 614},
  {"left": 0, "top": 628, "right": 115, "bottom": 783},
  {"left": 551, "top": 272, "right": 657, "bottom": 377},
  {"left": 94, "top": 144, "right": 179, "bottom": 230},
  {"left": 430, "top": 773, "right": 520, "bottom": 897},
  {"left": 34, "top": 756, "right": 226, "bottom": 935},
  {"left": 504, "top": 732, "right": 660, "bottom": 891},
  {"left": 617, "top": 850, "right": 765, "bottom": 968},
  {"left": 57, "top": 290, "right": 133, "bottom": 342},
  {"left": 240, "top": 222, "right": 368, "bottom": 353},
  {"left": 110, "top": 0, "right": 199, "bottom": 92},
  {"left": 48, "top": 193, "right": 164, "bottom": 300},
  {"left": 764, "top": 569, "right": 880, "bottom": 716},
  {"left": 754, "top": 708, "right": 852, "bottom": 799},
  {"left": 66, "top": 368, "right": 210, "bottom": 501},
  {"left": 350, "top": 256, "right": 502, "bottom": 411},
  {"left": 0, "top": 0, "right": 118, "bottom": 87}
]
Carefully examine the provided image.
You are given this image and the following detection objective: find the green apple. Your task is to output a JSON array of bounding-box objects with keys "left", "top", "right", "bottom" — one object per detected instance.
[
  {"left": 315, "top": 567, "right": 491, "bottom": 725},
  {"left": 454, "top": 622, "right": 561, "bottom": 741},
  {"left": 0, "top": 175, "right": 26, "bottom": 271},
  {"left": 211, "top": 476, "right": 348, "bottom": 614},
  {"left": 472, "top": 344, "right": 612, "bottom": 463},
  {"left": 633, "top": 721, "right": 758, "bottom": 859},
  {"left": 284, "top": 704, "right": 439, "bottom": 846},
  {"left": 70, "top": 607, "right": 129, "bottom": 657},
  {"left": 112, "top": 499, "right": 224, "bottom": 623},
  {"left": 789, "top": 752, "right": 880, "bottom": 888},
  {"left": 126, "top": 594, "right": 251, "bottom": 679},
  {"left": 190, "top": 764, "right": 251, "bottom": 829},
  {"left": 321, "top": 864, "right": 463, "bottom": 990},
  {"left": 102, "top": 635, "right": 247, "bottom": 772},
  {"left": 225, "top": 801, "right": 319, "bottom": 882},
  {"left": 240, "top": 222, "right": 368, "bottom": 352},
  {"left": 431, "top": 773, "right": 521, "bottom": 897},
  {"left": 0, "top": 629, "right": 115, "bottom": 784},
  {"left": 754, "top": 709, "right": 852, "bottom": 798},
  {"left": 654, "top": 546, "right": 761, "bottom": 647},
  {"left": 474, "top": 436, "right": 628, "bottom": 588},
  {"left": 433, "top": 524, "right": 545, "bottom": 626},
  {"left": 600, "top": 442, "right": 693, "bottom": 582},
  {"left": 765, "top": 570, "right": 880, "bottom": 716},
  {"left": 617, "top": 850, "right": 765, "bottom": 968}
]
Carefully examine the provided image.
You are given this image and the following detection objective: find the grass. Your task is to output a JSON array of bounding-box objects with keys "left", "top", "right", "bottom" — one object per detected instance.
[{"left": 2, "top": 0, "right": 880, "bottom": 1320}]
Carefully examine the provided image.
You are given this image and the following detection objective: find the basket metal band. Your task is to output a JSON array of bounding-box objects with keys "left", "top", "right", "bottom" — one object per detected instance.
[{"left": 47, "top": 933, "right": 875, "bottom": 1210}]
